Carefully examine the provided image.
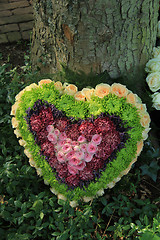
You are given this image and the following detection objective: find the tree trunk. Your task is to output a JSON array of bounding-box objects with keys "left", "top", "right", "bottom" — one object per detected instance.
[{"left": 31, "top": 0, "right": 159, "bottom": 92}]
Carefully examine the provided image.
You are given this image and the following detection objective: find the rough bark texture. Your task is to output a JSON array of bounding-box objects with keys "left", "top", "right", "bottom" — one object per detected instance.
[{"left": 31, "top": 0, "right": 159, "bottom": 90}]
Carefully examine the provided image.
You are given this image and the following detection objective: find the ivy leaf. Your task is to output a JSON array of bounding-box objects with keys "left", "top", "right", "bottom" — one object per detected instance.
[{"left": 140, "top": 160, "right": 160, "bottom": 182}]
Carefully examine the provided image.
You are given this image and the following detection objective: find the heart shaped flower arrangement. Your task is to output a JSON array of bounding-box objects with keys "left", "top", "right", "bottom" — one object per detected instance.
[{"left": 11, "top": 79, "right": 151, "bottom": 207}]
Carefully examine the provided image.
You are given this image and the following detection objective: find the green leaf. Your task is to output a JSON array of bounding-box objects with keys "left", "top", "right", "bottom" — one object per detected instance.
[
  {"left": 31, "top": 199, "right": 43, "bottom": 213},
  {"left": 139, "top": 232, "right": 159, "bottom": 240},
  {"left": 57, "top": 230, "right": 70, "bottom": 240}
]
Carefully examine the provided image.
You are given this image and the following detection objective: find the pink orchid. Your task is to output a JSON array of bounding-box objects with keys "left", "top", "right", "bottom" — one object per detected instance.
[
  {"left": 74, "top": 161, "right": 86, "bottom": 170},
  {"left": 75, "top": 151, "right": 84, "bottom": 160},
  {"left": 59, "top": 132, "right": 67, "bottom": 140},
  {"left": 46, "top": 125, "right": 54, "bottom": 133},
  {"left": 87, "top": 142, "right": 97, "bottom": 154},
  {"left": 80, "top": 143, "right": 87, "bottom": 152},
  {"left": 91, "top": 134, "right": 102, "bottom": 145},
  {"left": 72, "top": 141, "right": 79, "bottom": 146},
  {"left": 62, "top": 143, "right": 72, "bottom": 153},
  {"left": 69, "top": 157, "right": 81, "bottom": 166},
  {"left": 84, "top": 152, "right": 93, "bottom": 162},
  {"left": 54, "top": 128, "right": 60, "bottom": 136},
  {"left": 73, "top": 145, "right": 80, "bottom": 151},
  {"left": 47, "top": 133, "right": 57, "bottom": 144},
  {"left": 68, "top": 165, "right": 79, "bottom": 175},
  {"left": 66, "top": 138, "right": 72, "bottom": 144},
  {"left": 65, "top": 150, "right": 75, "bottom": 160},
  {"left": 57, "top": 151, "right": 66, "bottom": 163},
  {"left": 58, "top": 139, "right": 67, "bottom": 146},
  {"left": 77, "top": 135, "right": 86, "bottom": 143}
]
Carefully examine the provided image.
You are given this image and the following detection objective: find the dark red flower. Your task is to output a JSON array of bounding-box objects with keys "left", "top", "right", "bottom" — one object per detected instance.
[
  {"left": 30, "top": 115, "right": 43, "bottom": 132},
  {"left": 48, "top": 156, "right": 58, "bottom": 168},
  {"left": 79, "top": 121, "right": 95, "bottom": 141},
  {"left": 39, "top": 107, "right": 54, "bottom": 126},
  {"left": 65, "top": 123, "right": 80, "bottom": 141},
  {"left": 37, "top": 129, "right": 48, "bottom": 143},
  {"left": 41, "top": 140, "right": 55, "bottom": 156},
  {"left": 87, "top": 156, "right": 105, "bottom": 171},
  {"left": 57, "top": 164, "right": 68, "bottom": 178},
  {"left": 94, "top": 117, "right": 115, "bottom": 134},
  {"left": 79, "top": 167, "right": 94, "bottom": 181},
  {"left": 54, "top": 118, "right": 69, "bottom": 132},
  {"left": 65, "top": 174, "right": 80, "bottom": 187}
]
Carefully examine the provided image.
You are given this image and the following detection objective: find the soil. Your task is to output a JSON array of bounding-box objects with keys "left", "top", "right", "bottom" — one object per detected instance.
[
  {"left": 0, "top": 40, "right": 30, "bottom": 71},
  {"left": 0, "top": 40, "right": 160, "bottom": 207}
]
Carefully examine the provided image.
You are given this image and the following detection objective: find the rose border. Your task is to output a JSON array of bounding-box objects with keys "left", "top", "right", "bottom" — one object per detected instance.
[{"left": 11, "top": 80, "right": 151, "bottom": 207}]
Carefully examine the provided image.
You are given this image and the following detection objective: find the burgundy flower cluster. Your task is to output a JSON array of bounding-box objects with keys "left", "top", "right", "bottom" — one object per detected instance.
[{"left": 28, "top": 101, "right": 127, "bottom": 188}]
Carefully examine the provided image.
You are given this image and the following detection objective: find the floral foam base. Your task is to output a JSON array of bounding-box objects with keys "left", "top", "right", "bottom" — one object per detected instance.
[{"left": 11, "top": 80, "right": 151, "bottom": 207}]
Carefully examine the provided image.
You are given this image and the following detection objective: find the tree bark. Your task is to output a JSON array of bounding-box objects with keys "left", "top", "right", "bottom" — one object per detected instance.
[{"left": 31, "top": 0, "right": 159, "bottom": 91}]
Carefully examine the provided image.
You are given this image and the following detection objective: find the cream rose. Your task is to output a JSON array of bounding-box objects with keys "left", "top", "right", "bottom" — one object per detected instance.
[
  {"left": 152, "top": 46, "right": 160, "bottom": 58},
  {"left": 11, "top": 117, "right": 19, "bottom": 128},
  {"left": 146, "top": 72, "right": 160, "bottom": 92},
  {"left": 54, "top": 81, "right": 64, "bottom": 94},
  {"left": 36, "top": 167, "right": 42, "bottom": 176},
  {"left": 96, "top": 189, "right": 104, "bottom": 197},
  {"left": 126, "top": 92, "right": 140, "bottom": 105},
  {"left": 83, "top": 196, "right": 93, "bottom": 202},
  {"left": 58, "top": 194, "right": 67, "bottom": 201},
  {"left": 19, "top": 139, "right": 27, "bottom": 147},
  {"left": 111, "top": 83, "right": 128, "bottom": 98},
  {"left": 14, "top": 129, "right": 21, "bottom": 138},
  {"left": 136, "top": 140, "right": 144, "bottom": 156},
  {"left": 38, "top": 79, "right": 52, "bottom": 85},
  {"left": 15, "top": 89, "right": 26, "bottom": 101},
  {"left": 29, "top": 158, "right": 37, "bottom": 168},
  {"left": 24, "top": 149, "right": 32, "bottom": 158},
  {"left": 152, "top": 92, "right": 160, "bottom": 110},
  {"left": 63, "top": 84, "right": 78, "bottom": 96},
  {"left": 25, "top": 83, "right": 38, "bottom": 91},
  {"left": 74, "top": 91, "right": 86, "bottom": 101},
  {"left": 145, "top": 57, "right": 160, "bottom": 73},
  {"left": 142, "top": 127, "right": 151, "bottom": 140},
  {"left": 95, "top": 83, "right": 110, "bottom": 98},
  {"left": 69, "top": 200, "right": 78, "bottom": 208},
  {"left": 50, "top": 187, "right": 59, "bottom": 195},
  {"left": 157, "top": 20, "right": 160, "bottom": 38},
  {"left": 140, "top": 112, "right": 151, "bottom": 128},
  {"left": 10, "top": 102, "right": 19, "bottom": 116},
  {"left": 81, "top": 88, "right": 95, "bottom": 101}
]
